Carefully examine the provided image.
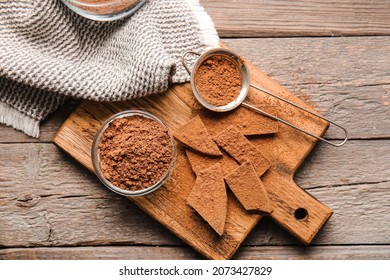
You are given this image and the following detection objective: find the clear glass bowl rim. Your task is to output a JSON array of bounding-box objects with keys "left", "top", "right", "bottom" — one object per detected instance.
[
  {"left": 91, "top": 110, "right": 176, "bottom": 197},
  {"left": 60, "top": 0, "right": 148, "bottom": 21},
  {"left": 63, "top": 0, "right": 143, "bottom": 7}
]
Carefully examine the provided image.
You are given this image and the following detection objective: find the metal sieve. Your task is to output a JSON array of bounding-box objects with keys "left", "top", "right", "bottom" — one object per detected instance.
[{"left": 182, "top": 48, "right": 348, "bottom": 147}]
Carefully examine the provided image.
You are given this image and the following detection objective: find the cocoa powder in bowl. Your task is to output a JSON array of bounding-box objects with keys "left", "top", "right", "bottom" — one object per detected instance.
[
  {"left": 194, "top": 55, "right": 242, "bottom": 107},
  {"left": 92, "top": 111, "right": 175, "bottom": 196}
]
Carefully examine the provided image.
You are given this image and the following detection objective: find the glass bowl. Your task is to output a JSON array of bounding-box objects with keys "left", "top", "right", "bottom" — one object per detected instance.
[
  {"left": 60, "top": 0, "right": 148, "bottom": 21},
  {"left": 91, "top": 110, "right": 176, "bottom": 196}
]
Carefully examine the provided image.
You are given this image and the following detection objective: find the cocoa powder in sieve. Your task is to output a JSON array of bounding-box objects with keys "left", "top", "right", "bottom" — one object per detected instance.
[
  {"left": 195, "top": 55, "right": 242, "bottom": 107},
  {"left": 98, "top": 114, "right": 173, "bottom": 192},
  {"left": 73, "top": 0, "right": 141, "bottom": 15}
]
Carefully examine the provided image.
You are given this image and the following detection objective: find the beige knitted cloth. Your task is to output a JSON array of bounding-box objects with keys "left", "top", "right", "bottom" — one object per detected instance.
[{"left": 0, "top": 0, "right": 219, "bottom": 137}]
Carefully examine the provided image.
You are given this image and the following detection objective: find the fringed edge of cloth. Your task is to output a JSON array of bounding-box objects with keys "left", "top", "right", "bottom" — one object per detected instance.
[
  {"left": 186, "top": 0, "right": 220, "bottom": 48},
  {"left": 0, "top": 102, "right": 40, "bottom": 138}
]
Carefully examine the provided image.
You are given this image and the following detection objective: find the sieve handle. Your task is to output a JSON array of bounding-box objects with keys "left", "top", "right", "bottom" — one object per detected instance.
[
  {"left": 243, "top": 84, "right": 348, "bottom": 147},
  {"left": 181, "top": 50, "right": 201, "bottom": 75}
]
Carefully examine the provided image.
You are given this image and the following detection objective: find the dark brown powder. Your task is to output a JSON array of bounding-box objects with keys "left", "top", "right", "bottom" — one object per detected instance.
[
  {"left": 194, "top": 55, "right": 242, "bottom": 107},
  {"left": 73, "top": 0, "right": 140, "bottom": 15},
  {"left": 98, "top": 115, "right": 173, "bottom": 192}
]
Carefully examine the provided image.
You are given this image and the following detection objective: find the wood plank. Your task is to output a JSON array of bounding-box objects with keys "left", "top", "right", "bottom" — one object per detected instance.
[
  {"left": 1, "top": 245, "right": 389, "bottom": 260},
  {"left": 0, "top": 143, "right": 389, "bottom": 247},
  {"left": 245, "top": 181, "right": 390, "bottom": 245},
  {"left": 311, "top": 182, "right": 390, "bottom": 245},
  {"left": 235, "top": 245, "right": 390, "bottom": 260},
  {"left": 201, "top": 0, "right": 390, "bottom": 37},
  {"left": 1, "top": 37, "right": 389, "bottom": 141},
  {"left": 294, "top": 140, "right": 390, "bottom": 188},
  {"left": 223, "top": 37, "right": 390, "bottom": 139}
]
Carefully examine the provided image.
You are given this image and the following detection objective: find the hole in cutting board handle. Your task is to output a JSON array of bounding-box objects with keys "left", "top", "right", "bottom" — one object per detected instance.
[{"left": 294, "top": 208, "right": 308, "bottom": 221}]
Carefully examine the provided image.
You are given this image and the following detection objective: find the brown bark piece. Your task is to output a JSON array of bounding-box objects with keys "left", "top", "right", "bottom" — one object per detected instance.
[
  {"left": 173, "top": 115, "right": 222, "bottom": 156},
  {"left": 185, "top": 149, "right": 239, "bottom": 178},
  {"left": 186, "top": 163, "right": 227, "bottom": 236},
  {"left": 225, "top": 161, "right": 273, "bottom": 213},
  {"left": 214, "top": 125, "right": 271, "bottom": 177},
  {"left": 198, "top": 106, "right": 278, "bottom": 136}
]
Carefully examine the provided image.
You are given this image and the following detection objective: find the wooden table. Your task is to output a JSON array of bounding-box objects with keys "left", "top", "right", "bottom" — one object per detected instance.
[{"left": 1, "top": 0, "right": 389, "bottom": 260}]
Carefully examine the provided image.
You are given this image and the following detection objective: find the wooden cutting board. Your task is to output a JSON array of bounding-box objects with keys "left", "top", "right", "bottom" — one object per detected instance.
[{"left": 53, "top": 48, "right": 333, "bottom": 260}]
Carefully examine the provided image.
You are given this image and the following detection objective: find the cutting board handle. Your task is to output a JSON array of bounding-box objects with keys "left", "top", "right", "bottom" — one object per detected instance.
[{"left": 263, "top": 169, "right": 333, "bottom": 244}]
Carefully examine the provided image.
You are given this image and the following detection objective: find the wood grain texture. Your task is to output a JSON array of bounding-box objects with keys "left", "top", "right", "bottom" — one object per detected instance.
[
  {"left": 201, "top": 0, "right": 390, "bottom": 37},
  {"left": 245, "top": 181, "right": 390, "bottom": 246},
  {"left": 1, "top": 0, "right": 389, "bottom": 260},
  {"left": 294, "top": 140, "right": 390, "bottom": 188},
  {"left": 52, "top": 47, "right": 337, "bottom": 258},
  {"left": 1, "top": 36, "right": 388, "bottom": 143},
  {"left": 0, "top": 143, "right": 389, "bottom": 251},
  {"left": 1, "top": 245, "right": 389, "bottom": 260},
  {"left": 223, "top": 37, "right": 390, "bottom": 139},
  {"left": 1, "top": 139, "right": 387, "bottom": 204}
]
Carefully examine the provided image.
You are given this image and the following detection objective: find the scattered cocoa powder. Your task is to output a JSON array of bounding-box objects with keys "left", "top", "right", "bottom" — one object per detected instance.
[
  {"left": 197, "top": 106, "right": 279, "bottom": 137},
  {"left": 194, "top": 55, "right": 242, "bottom": 107},
  {"left": 98, "top": 114, "right": 173, "bottom": 192},
  {"left": 72, "top": 0, "right": 141, "bottom": 15}
]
